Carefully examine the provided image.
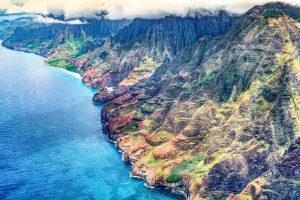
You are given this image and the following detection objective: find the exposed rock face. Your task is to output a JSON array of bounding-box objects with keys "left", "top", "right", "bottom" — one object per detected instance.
[
  {"left": 79, "top": 13, "right": 238, "bottom": 102},
  {"left": 230, "top": 139, "right": 300, "bottom": 200},
  {"left": 277, "top": 138, "right": 300, "bottom": 179},
  {"left": 101, "top": 4, "right": 300, "bottom": 199},
  {"left": 257, "top": 138, "right": 300, "bottom": 200}
]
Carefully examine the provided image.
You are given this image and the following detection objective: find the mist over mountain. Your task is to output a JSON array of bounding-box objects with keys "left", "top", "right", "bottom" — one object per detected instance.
[{"left": 1, "top": 0, "right": 299, "bottom": 19}]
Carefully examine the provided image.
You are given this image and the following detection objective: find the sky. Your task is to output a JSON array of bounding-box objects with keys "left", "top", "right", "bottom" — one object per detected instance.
[{"left": 0, "top": 0, "right": 300, "bottom": 19}]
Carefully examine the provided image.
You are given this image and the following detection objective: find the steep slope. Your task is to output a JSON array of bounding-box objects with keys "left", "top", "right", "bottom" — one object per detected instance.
[
  {"left": 76, "top": 13, "right": 237, "bottom": 102},
  {"left": 2, "top": 18, "right": 129, "bottom": 72},
  {"left": 264, "top": 2, "right": 300, "bottom": 21},
  {"left": 0, "top": 17, "right": 35, "bottom": 40},
  {"left": 101, "top": 4, "right": 300, "bottom": 199}
]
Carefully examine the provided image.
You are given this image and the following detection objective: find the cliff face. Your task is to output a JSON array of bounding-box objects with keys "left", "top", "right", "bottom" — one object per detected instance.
[
  {"left": 2, "top": 18, "right": 129, "bottom": 71},
  {"left": 3, "top": 19, "right": 129, "bottom": 50},
  {"left": 78, "top": 13, "right": 237, "bottom": 102},
  {"left": 113, "top": 13, "right": 237, "bottom": 62},
  {"left": 101, "top": 5, "right": 300, "bottom": 199},
  {"left": 0, "top": 17, "right": 35, "bottom": 40}
]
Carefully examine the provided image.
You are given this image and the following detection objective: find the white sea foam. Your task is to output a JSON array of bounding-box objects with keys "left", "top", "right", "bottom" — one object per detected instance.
[
  {"left": 60, "top": 68, "right": 82, "bottom": 79},
  {"left": 107, "top": 87, "right": 114, "bottom": 92}
]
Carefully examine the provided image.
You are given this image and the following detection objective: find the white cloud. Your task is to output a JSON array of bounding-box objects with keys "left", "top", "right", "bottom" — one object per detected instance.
[
  {"left": 34, "top": 15, "right": 87, "bottom": 24},
  {"left": 0, "top": 0, "right": 299, "bottom": 19}
]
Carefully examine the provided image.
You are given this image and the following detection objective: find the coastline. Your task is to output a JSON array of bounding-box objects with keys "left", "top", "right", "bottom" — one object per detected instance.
[
  {"left": 104, "top": 131, "right": 188, "bottom": 199},
  {"left": 1, "top": 43, "right": 82, "bottom": 80},
  {"left": 1, "top": 44, "right": 186, "bottom": 199},
  {"left": 59, "top": 68, "right": 82, "bottom": 79}
]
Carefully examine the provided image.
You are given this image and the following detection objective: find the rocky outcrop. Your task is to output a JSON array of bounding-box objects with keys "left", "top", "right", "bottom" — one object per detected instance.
[
  {"left": 102, "top": 89, "right": 145, "bottom": 140},
  {"left": 92, "top": 85, "right": 129, "bottom": 103}
]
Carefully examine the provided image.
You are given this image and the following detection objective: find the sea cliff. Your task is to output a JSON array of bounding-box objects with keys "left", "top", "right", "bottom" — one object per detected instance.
[{"left": 1, "top": 3, "right": 300, "bottom": 199}]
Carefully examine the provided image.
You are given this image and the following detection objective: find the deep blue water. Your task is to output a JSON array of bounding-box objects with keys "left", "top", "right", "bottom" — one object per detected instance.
[{"left": 0, "top": 45, "right": 183, "bottom": 199}]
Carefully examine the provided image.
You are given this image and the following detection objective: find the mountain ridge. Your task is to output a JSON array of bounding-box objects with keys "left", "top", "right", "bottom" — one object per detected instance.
[
  {"left": 79, "top": 14, "right": 238, "bottom": 103},
  {"left": 101, "top": 4, "right": 300, "bottom": 199}
]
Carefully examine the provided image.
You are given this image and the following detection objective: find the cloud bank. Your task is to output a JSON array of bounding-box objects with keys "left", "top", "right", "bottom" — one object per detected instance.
[
  {"left": 0, "top": 0, "right": 299, "bottom": 19},
  {"left": 34, "top": 15, "right": 87, "bottom": 25}
]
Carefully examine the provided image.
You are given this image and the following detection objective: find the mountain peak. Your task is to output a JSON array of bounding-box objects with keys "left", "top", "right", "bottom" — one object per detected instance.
[{"left": 242, "top": 3, "right": 300, "bottom": 22}]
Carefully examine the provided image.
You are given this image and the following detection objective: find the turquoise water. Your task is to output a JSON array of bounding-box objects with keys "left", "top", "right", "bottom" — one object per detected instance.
[{"left": 0, "top": 45, "right": 184, "bottom": 199}]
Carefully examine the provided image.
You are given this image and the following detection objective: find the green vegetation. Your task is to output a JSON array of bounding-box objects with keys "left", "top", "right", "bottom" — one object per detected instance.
[
  {"left": 191, "top": 71, "right": 218, "bottom": 92},
  {"left": 262, "top": 87, "right": 278, "bottom": 102},
  {"left": 166, "top": 152, "right": 205, "bottom": 183},
  {"left": 209, "top": 196, "right": 227, "bottom": 200},
  {"left": 134, "top": 111, "right": 147, "bottom": 120},
  {"left": 124, "top": 121, "right": 139, "bottom": 132},
  {"left": 174, "top": 82, "right": 184, "bottom": 88},
  {"left": 26, "top": 43, "right": 46, "bottom": 50},
  {"left": 166, "top": 173, "right": 182, "bottom": 183},
  {"left": 46, "top": 37, "right": 99, "bottom": 72},
  {"left": 47, "top": 57, "right": 77, "bottom": 72},
  {"left": 141, "top": 103, "right": 159, "bottom": 113},
  {"left": 264, "top": 8, "right": 285, "bottom": 19},
  {"left": 184, "top": 89, "right": 194, "bottom": 95},
  {"left": 154, "top": 131, "right": 173, "bottom": 143},
  {"left": 155, "top": 168, "right": 164, "bottom": 179},
  {"left": 119, "top": 108, "right": 135, "bottom": 115},
  {"left": 257, "top": 22, "right": 265, "bottom": 32},
  {"left": 251, "top": 96, "right": 269, "bottom": 119},
  {"left": 147, "top": 157, "right": 166, "bottom": 167}
]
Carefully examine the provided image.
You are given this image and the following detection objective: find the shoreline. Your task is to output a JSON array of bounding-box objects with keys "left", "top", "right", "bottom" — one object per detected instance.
[
  {"left": 2, "top": 44, "right": 186, "bottom": 199},
  {"left": 59, "top": 68, "right": 82, "bottom": 79},
  {"left": 1, "top": 43, "right": 82, "bottom": 80},
  {"left": 105, "top": 133, "right": 188, "bottom": 199}
]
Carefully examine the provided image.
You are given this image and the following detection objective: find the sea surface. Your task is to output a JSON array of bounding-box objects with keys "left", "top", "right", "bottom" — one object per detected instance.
[{"left": 0, "top": 28, "right": 183, "bottom": 200}]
